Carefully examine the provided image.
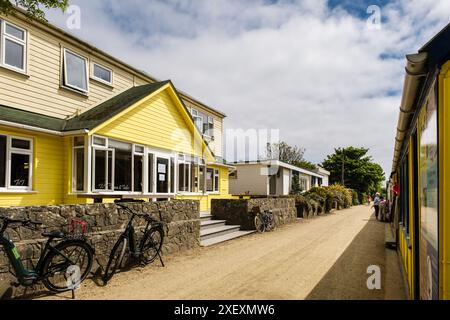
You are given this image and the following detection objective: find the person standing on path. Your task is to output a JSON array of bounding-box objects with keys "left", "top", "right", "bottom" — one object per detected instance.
[{"left": 372, "top": 193, "right": 381, "bottom": 220}]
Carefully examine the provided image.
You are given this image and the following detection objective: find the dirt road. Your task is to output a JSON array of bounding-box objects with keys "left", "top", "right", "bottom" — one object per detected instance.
[{"left": 42, "top": 205, "right": 407, "bottom": 300}]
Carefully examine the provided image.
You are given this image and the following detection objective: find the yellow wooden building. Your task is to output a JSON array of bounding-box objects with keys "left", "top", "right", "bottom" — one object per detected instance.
[
  {"left": 390, "top": 23, "right": 450, "bottom": 300},
  {"left": 0, "top": 9, "right": 234, "bottom": 212}
]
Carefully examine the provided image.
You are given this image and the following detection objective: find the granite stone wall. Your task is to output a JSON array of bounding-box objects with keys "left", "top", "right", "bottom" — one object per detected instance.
[
  {"left": 0, "top": 200, "right": 200, "bottom": 299},
  {"left": 212, "top": 198, "right": 297, "bottom": 231}
]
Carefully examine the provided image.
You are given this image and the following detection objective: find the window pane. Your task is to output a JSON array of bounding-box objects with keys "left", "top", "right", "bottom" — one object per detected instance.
[
  {"left": 157, "top": 158, "right": 169, "bottom": 193},
  {"left": 74, "top": 148, "right": 84, "bottom": 191},
  {"left": 214, "top": 170, "right": 219, "bottom": 192},
  {"left": 108, "top": 151, "right": 113, "bottom": 190},
  {"left": 0, "top": 136, "right": 6, "bottom": 188},
  {"left": 134, "top": 155, "right": 143, "bottom": 192},
  {"left": 191, "top": 163, "right": 198, "bottom": 193},
  {"left": 74, "top": 137, "right": 85, "bottom": 147},
  {"left": 94, "top": 150, "right": 106, "bottom": 190},
  {"left": 93, "top": 64, "right": 112, "bottom": 83},
  {"left": 114, "top": 148, "right": 132, "bottom": 191},
  {"left": 170, "top": 158, "right": 175, "bottom": 193},
  {"left": 93, "top": 136, "right": 106, "bottom": 146},
  {"left": 206, "top": 168, "right": 214, "bottom": 192},
  {"left": 109, "top": 139, "right": 132, "bottom": 151},
  {"left": 148, "top": 154, "right": 154, "bottom": 193},
  {"left": 65, "top": 50, "right": 87, "bottom": 91},
  {"left": 135, "top": 145, "right": 144, "bottom": 154},
  {"left": 199, "top": 166, "right": 205, "bottom": 192},
  {"left": 11, "top": 138, "right": 30, "bottom": 150},
  {"left": 5, "top": 24, "right": 25, "bottom": 40},
  {"left": 10, "top": 153, "right": 30, "bottom": 187},
  {"left": 5, "top": 39, "right": 24, "bottom": 70}
]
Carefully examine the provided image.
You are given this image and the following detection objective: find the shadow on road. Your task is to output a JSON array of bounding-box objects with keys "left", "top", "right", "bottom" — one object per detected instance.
[{"left": 306, "top": 214, "right": 406, "bottom": 300}]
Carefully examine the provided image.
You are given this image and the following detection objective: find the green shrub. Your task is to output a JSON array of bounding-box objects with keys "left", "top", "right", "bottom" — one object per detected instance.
[
  {"left": 352, "top": 190, "right": 359, "bottom": 206},
  {"left": 326, "top": 184, "right": 353, "bottom": 209},
  {"left": 306, "top": 187, "right": 334, "bottom": 213}
]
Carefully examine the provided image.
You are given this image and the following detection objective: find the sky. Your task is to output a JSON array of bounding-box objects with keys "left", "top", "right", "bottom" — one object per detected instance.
[{"left": 45, "top": 0, "right": 450, "bottom": 177}]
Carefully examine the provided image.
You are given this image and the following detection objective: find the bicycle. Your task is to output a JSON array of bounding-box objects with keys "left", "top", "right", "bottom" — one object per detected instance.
[
  {"left": 102, "top": 201, "right": 165, "bottom": 285},
  {"left": 254, "top": 209, "right": 276, "bottom": 233},
  {"left": 0, "top": 216, "right": 94, "bottom": 295}
]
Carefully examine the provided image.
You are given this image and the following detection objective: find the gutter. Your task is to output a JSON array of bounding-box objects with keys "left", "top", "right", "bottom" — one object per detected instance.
[
  {"left": 391, "top": 52, "right": 428, "bottom": 173},
  {"left": 0, "top": 120, "right": 88, "bottom": 136}
]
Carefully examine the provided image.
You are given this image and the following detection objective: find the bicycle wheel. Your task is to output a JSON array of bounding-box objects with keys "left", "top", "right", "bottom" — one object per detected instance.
[
  {"left": 267, "top": 216, "right": 276, "bottom": 231},
  {"left": 41, "top": 240, "right": 94, "bottom": 293},
  {"left": 140, "top": 227, "right": 164, "bottom": 264},
  {"left": 254, "top": 215, "right": 265, "bottom": 233},
  {"left": 103, "top": 237, "right": 127, "bottom": 284}
]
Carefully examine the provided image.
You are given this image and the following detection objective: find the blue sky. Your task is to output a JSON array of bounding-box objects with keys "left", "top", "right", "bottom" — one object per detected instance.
[{"left": 45, "top": 0, "right": 450, "bottom": 177}]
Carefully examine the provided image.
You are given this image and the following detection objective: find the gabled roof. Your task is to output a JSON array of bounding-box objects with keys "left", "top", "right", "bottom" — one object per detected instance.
[
  {"left": 1, "top": 81, "right": 170, "bottom": 132},
  {"left": 1, "top": 80, "right": 216, "bottom": 159},
  {"left": 64, "top": 81, "right": 169, "bottom": 131}
]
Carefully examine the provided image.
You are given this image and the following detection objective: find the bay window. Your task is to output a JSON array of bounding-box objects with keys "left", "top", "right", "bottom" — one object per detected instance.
[
  {"left": 73, "top": 136, "right": 209, "bottom": 196},
  {"left": 0, "top": 135, "right": 33, "bottom": 191},
  {"left": 1, "top": 20, "right": 27, "bottom": 72}
]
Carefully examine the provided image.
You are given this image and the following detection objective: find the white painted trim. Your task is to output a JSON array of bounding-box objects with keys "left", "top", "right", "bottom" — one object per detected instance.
[
  {"left": 63, "top": 48, "right": 89, "bottom": 93},
  {"left": 1, "top": 20, "right": 27, "bottom": 73},
  {"left": 91, "top": 62, "right": 114, "bottom": 86},
  {"left": 0, "top": 120, "right": 89, "bottom": 136},
  {"left": 0, "top": 135, "right": 33, "bottom": 192}
]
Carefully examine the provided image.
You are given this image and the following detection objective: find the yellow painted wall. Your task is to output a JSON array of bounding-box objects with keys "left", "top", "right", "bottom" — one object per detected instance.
[
  {"left": 439, "top": 61, "right": 450, "bottom": 300},
  {"left": 96, "top": 89, "right": 211, "bottom": 160},
  {"left": 0, "top": 126, "right": 65, "bottom": 207}
]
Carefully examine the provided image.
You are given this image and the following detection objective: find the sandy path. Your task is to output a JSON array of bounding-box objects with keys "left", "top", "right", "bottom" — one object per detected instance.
[{"left": 41, "top": 205, "right": 406, "bottom": 300}]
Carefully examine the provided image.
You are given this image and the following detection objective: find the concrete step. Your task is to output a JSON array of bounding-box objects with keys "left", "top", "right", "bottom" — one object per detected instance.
[
  {"left": 201, "top": 219, "right": 227, "bottom": 230},
  {"left": 200, "top": 225, "right": 241, "bottom": 241},
  {"left": 201, "top": 230, "right": 256, "bottom": 247},
  {"left": 200, "top": 213, "right": 213, "bottom": 221}
]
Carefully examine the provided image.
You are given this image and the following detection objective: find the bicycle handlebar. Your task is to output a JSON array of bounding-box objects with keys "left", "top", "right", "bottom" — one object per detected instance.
[
  {"left": 0, "top": 216, "right": 43, "bottom": 234},
  {"left": 115, "top": 203, "right": 161, "bottom": 224}
]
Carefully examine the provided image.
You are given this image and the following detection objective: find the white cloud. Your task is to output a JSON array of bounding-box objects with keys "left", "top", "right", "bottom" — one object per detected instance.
[{"left": 45, "top": 0, "right": 450, "bottom": 177}]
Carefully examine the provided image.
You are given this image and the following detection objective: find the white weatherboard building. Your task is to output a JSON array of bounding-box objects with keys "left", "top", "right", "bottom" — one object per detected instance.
[{"left": 229, "top": 160, "right": 330, "bottom": 196}]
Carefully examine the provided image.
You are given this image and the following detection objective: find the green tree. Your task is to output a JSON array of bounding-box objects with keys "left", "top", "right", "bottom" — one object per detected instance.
[
  {"left": 266, "top": 141, "right": 305, "bottom": 164},
  {"left": 322, "top": 147, "right": 385, "bottom": 195},
  {"left": 294, "top": 159, "right": 317, "bottom": 171},
  {"left": 0, "top": 0, "right": 68, "bottom": 21}
]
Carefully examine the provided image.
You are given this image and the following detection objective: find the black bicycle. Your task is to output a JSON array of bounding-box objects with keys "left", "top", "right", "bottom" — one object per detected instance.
[
  {"left": 254, "top": 209, "right": 276, "bottom": 233},
  {"left": 0, "top": 216, "right": 94, "bottom": 294},
  {"left": 102, "top": 202, "right": 165, "bottom": 284}
]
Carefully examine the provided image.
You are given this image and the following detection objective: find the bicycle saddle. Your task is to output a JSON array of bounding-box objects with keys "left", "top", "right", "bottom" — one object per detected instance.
[{"left": 42, "top": 231, "right": 66, "bottom": 239}]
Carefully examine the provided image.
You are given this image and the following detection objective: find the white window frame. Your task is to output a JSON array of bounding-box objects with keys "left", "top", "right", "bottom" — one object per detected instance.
[
  {"left": 177, "top": 154, "right": 192, "bottom": 194},
  {"left": 0, "top": 20, "right": 27, "bottom": 73},
  {"left": 132, "top": 145, "right": 145, "bottom": 193},
  {"left": 91, "top": 62, "right": 113, "bottom": 86},
  {"left": 72, "top": 137, "right": 86, "bottom": 193},
  {"left": 0, "top": 135, "right": 33, "bottom": 192},
  {"left": 92, "top": 147, "right": 114, "bottom": 192},
  {"left": 63, "top": 48, "right": 89, "bottom": 93},
  {"left": 155, "top": 155, "right": 172, "bottom": 195}
]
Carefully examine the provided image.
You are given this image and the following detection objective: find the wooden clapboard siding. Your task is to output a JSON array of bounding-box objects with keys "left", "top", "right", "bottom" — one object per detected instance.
[
  {"left": 96, "top": 90, "right": 201, "bottom": 156},
  {"left": 0, "top": 126, "right": 65, "bottom": 207},
  {"left": 0, "top": 13, "right": 225, "bottom": 157}
]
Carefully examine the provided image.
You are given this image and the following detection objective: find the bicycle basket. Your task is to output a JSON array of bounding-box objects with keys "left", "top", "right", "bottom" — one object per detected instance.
[{"left": 65, "top": 218, "right": 90, "bottom": 240}]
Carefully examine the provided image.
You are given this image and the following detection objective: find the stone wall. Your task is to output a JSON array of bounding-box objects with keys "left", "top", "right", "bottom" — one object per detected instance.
[
  {"left": 211, "top": 198, "right": 297, "bottom": 231},
  {"left": 0, "top": 200, "right": 200, "bottom": 299}
]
